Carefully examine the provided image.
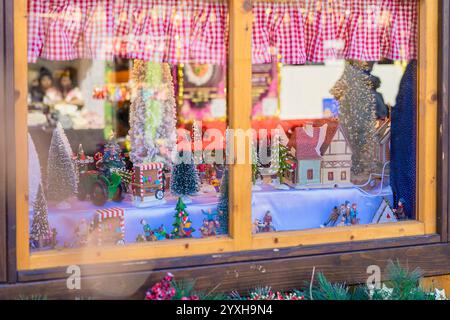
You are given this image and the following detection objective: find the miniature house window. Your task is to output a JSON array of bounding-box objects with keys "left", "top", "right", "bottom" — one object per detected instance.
[
  {"left": 328, "top": 172, "right": 334, "bottom": 182},
  {"left": 14, "top": 0, "right": 437, "bottom": 270}
]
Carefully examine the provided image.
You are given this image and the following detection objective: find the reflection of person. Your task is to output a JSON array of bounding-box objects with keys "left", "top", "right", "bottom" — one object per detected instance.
[
  {"left": 368, "top": 75, "right": 389, "bottom": 120},
  {"left": 29, "top": 67, "right": 60, "bottom": 106},
  {"left": 57, "top": 68, "right": 84, "bottom": 109}
]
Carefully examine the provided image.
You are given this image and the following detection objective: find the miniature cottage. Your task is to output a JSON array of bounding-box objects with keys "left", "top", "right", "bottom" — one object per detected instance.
[
  {"left": 320, "top": 123, "right": 353, "bottom": 186},
  {"left": 287, "top": 120, "right": 352, "bottom": 187},
  {"left": 374, "top": 119, "right": 391, "bottom": 164}
]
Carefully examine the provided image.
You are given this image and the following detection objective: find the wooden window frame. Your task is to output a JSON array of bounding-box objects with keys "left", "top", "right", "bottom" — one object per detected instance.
[{"left": 11, "top": 0, "right": 438, "bottom": 271}]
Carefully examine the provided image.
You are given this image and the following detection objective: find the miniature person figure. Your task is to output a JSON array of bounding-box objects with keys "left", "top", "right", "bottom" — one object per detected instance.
[
  {"left": 154, "top": 225, "right": 169, "bottom": 240},
  {"left": 51, "top": 228, "right": 58, "bottom": 249},
  {"left": 209, "top": 169, "right": 220, "bottom": 192},
  {"left": 321, "top": 206, "right": 340, "bottom": 228},
  {"left": 200, "top": 219, "right": 210, "bottom": 238},
  {"left": 141, "top": 219, "right": 155, "bottom": 241},
  {"left": 262, "top": 211, "right": 276, "bottom": 232},
  {"left": 344, "top": 201, "right": 352, "bottom": 225},
  {"left": 75, "top": 219, "right": 89, "bottom": 246},
  {"left": 207, "top": 220, "right": 218, "bottom": 236},
  {"left": 181, "top": 220, "right": 195, "bottom": 238},
  {"left": 350, "top": 203, "right": 359, "bottom": 225},
  {"left": 252, "top": 219, "right": 261, "bottom": 234},
  {"left": 394, "top": 198, "right": 407, "bottom": 220},
  {"left": 337, "top": 215, "right": 347, "bottom": 227}
]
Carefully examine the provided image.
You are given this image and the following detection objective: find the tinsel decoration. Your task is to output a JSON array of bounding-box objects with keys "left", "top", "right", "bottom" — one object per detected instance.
[
  {"left": 171, "top": 197, "right": 195, "bottom": 239},
  {"left": 170, "top": 152, "right": 200, "bottom": 197},
  {"left": 330, "top": 60, "right": 378, "bottom": 178},
  {"left": 217, "top": 166, "right": 229, "bottom": 235},
  {"left": 30, "top": 184, "right": 52, "bottom": 249},
  {"left": 47, "top": 122, "right": 78, "bottom": 202},
  {"left": 129, "top": 60, "right": 177, "bottom": 166}
]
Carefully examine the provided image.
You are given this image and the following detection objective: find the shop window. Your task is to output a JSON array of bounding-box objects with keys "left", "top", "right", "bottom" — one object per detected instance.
[
  {"left": 26, "top": 1, "right": 230, "bottom": 256},
  {"left": 13, "top": 0, "right": 437, "bottom": 269},
  {"left": 251, "top": 0, "right": 421, "bottom": 235}
]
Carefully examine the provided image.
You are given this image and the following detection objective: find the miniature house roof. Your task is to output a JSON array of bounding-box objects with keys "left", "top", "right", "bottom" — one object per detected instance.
[{"left": 288, "top": 119, "right": 341, "bottom": 160}]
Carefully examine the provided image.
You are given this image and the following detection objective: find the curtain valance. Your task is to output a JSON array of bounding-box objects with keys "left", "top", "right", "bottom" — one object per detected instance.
[{"left": 28, "top": 0, "right": 418, "bottom": 64}]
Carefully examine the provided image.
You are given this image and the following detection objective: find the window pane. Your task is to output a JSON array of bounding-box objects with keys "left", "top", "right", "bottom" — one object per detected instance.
[
  {"left": 251, "top": 0, "right": 417, "bottom": 234},
  {"left": 27, "top": 0, "right": 229, "bottom": 253}
]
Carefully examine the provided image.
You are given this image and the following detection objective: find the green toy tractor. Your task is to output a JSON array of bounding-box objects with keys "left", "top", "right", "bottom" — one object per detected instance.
[{"left": 77, "top": 170, "right": 126, "bottom": 206}]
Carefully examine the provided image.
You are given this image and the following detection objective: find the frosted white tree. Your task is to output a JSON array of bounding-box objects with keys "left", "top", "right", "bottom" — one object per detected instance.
[
  {"left": 28, "top": 133, "right": 42, "bottom": 205},
  {"left": 47, "top": 122, "right": 77, "bottom": 203}
]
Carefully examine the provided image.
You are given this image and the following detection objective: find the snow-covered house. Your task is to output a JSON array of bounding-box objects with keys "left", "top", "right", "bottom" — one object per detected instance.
[
  {"left": 320, "top": 123, "right": 353, "bottom": 185},
  {"left": 287, "top": 119, "right": 353, "bottom": 187}
]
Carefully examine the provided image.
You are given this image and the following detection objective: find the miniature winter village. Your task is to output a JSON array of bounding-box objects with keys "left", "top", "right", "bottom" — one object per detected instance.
[{"left": 27, "top": 60, "right": 407, "bottom": 252}]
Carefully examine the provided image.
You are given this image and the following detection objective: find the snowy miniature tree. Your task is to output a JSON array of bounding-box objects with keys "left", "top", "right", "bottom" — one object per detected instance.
[
  {"left": 251, "top": 138, "right": 261, "bottom": 185},
  {"left": 330, "top": 60, "right": 378, "bottom": 179},
  {"left": 171, "top": 197, "right": 195, "bottom": 239},
  {"left": 47, "top": 122, "right": 77, "bottom": 202},
  {"left": 28, "top": 133, "right": 42, "bottom": 205},
  {"left": 30, "top": 184, "right": 52, "bottom": 249},
  {"left": 170, "top": 151, "right": 200, "bottom": 200},
  {"left": 217, "top": 166, "right": 229, "bottom": 235},
  {"left": 277, "top": 143, "right": 291, "bottom": 184}
]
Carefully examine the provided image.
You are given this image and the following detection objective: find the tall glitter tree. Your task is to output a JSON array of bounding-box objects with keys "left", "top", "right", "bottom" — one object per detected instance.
[
  {"left": 47, "top": 122, "right": 77, "bottom": 203},
  {"left": 30, "top": 184, "right": 52, "bottom": 249},
  {"left": 330, "top": 60, "right": 378, "bottom": 180},
  {"left": 129, "top": 60, "right": 158, "bottom": 165},
  {"left": 129, "top": 60, "right": 177, "bottom": 166},
  {"left": 155, "top": 63, "right": 178, "bottom": 165}
]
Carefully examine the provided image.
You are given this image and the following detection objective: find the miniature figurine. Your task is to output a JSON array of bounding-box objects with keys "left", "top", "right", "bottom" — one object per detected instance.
[
  {"left": 337, "top": 215, "right": 347, "bottom": 227},
  {"left": 136, "top": 234, "right": 146, "bottom": 243},
  {"left": 344, "top": 201, "right": 352, "bottom": 225},
  {"left": 209, "top": 170, "right": 220, "bottom": 192},
  {"left": 394, "top": 198, "right": 407, "bottom": 220},
  {"left": 200, "top": 219, "right": 211, "bottom": 237},
  {"left": 261, "top": 211, "right": 276, "bottom": 232},
  {"left": 141, "top": 219, "right": 156, "bottom": 241},
  {"left": 252, "top": 218, "right": 262, "bottom": 234},
  {"left": 154, "top": 225, "right": 169, "bottom": 240},
  {"left": 75, "top": 219, "right": 90, "bottom": 246},
  {"left": 321, "top": 206, "right": 340, "bottom": 228},
  {"left": 350, "top": 203, "right": 359, "bottom": 225},
  {"left": 51, "top": 228, "right": 58, "bottom": 249}
]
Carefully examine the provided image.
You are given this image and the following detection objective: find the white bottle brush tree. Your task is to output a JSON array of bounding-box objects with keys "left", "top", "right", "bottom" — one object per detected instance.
[
  {"left": 46, "top": 122, "right": 77, "bottom": 207},
  {"left": 30, "top": 184, "right": 52, "bottom": 249}
]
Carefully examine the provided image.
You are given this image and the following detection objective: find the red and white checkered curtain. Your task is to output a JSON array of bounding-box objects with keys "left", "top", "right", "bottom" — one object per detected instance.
[{"left": 28, "top": 0, "right": 418, "bottom": 65}]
